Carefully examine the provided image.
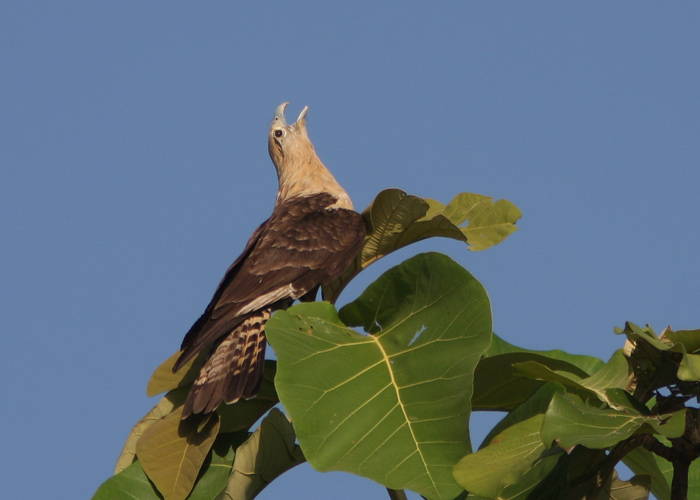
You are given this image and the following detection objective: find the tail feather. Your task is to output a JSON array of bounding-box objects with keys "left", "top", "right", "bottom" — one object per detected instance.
[{"left": 182, "top": 309, "right": 271, "bottom": 419}]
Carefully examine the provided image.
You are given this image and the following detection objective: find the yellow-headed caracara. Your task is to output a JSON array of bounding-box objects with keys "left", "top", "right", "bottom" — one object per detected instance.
[{"left": 174, "top": 103, "right": 366, "bottom": 418}]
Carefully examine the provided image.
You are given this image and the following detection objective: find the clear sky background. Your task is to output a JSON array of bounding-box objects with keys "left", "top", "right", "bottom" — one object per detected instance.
[{"left": 1, "top": 3, "right": 698, "bottom": 499}]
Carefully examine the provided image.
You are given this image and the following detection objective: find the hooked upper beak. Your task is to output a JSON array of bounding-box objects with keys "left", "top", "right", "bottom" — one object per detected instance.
[{"left": 274, "top": 102, "right": 309, "bottom": 129}]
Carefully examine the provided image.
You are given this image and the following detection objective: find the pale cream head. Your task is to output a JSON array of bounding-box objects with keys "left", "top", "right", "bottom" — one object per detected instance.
[{"left": 268, "top": 103, "right": 353, "bottom": 209}]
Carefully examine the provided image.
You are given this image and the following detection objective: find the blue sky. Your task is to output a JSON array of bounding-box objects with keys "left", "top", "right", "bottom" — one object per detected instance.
[{"left": 1, "top": 3, "right": 698, "bottom": 499}]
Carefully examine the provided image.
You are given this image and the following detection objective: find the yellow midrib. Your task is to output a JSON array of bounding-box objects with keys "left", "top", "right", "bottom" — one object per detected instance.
[{"left": 369, "top": 333, "right": 438, "bottom": 496}]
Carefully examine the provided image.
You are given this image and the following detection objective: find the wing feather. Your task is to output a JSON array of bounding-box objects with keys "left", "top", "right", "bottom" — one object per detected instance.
[{"left": 174, "top": 193, "right": 365, "bottom": 371}]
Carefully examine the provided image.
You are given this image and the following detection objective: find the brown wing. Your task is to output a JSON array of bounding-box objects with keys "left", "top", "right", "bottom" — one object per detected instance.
[
  {"left": 174, "top": 193, "right": 366, "bottom": 371},
  {"left": 181, "top": 309, "right": 271, "bottom": 418}
]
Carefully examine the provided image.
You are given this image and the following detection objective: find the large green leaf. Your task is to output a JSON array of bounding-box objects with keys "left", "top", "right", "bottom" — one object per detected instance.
[
  {"left": 215, "top": 408, "right": 305, "bottom": 500},
  {"left": 541, "top": 392, "right": 686, "bottom": 449},
  {"left": 324, "top": 189, "right": 520, "bottom": 301},
  {"left": 267, "top": 252, "right": 492, "bottom": 500},
  {"left": 136, "top": 407, "right": 220, "bottom": 500},
  {"left": 453, "top": 415, "right": 547, "bottom": 498}
]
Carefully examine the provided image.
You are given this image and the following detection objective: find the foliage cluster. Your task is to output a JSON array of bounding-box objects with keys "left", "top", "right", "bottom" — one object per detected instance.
[{"left": 93, "top": 189, "right": 700, "bottom": 500}]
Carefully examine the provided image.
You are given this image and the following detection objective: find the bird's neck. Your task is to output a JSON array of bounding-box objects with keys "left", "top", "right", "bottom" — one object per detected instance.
[{"left": 275, "top": 159, "right": 354, "bottom": 210}]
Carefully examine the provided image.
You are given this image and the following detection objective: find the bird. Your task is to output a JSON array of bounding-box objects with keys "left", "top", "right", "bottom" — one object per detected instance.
[{"left": 173, "top": 103, "right": 366, "bottom": 419}]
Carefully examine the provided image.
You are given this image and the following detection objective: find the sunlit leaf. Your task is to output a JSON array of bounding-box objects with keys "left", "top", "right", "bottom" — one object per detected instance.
[
  {"left": 663, "top": 328, "right": 700, "bottom": 353},
  {"left": 268, "top": 253, "right": 492, "bottom": 500},
  {"left": 615, "top": 322, "right": 669, "bottom": 352},
  {"left": 324, "top": 189, "right": 520, "bottom": 301},
  {"left": 147, "top": 350, "right": 206, "bottom": 397},
  {"left": 136, "top": 406, "right": 220, "bottom": 500},
  {"left": 677, "top": 352, "right": 700, "bottom": 382},
  {"left": 472, "top": 451, "right": 560, "bottom": 500},
  {"left": 215, "top": 409, "right": 305, "bottom": 500},
  {"left": 97, "top": 430, "right": 245, "bottom": 500},
  {"left": 581, "top": 349, "right": 631, "bottom": 397},
  {"left": 360, "top": 189, "right": 520, "bottom": 264},
  {"left": 453, "top": 415, "right": 547, "bottom": 498},
  {"left": 115, "top": 387, "right": 188, "bottom": 473}
]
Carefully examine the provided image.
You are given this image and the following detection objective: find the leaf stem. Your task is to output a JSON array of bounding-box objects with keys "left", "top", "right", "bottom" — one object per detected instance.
[{"left": 386, "top": 488, "right": 408, "bottom": 500}]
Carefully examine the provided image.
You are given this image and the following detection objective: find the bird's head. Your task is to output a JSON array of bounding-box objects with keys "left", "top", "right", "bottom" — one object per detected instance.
[
  {"left": 268, "top": 102, "right": 313, "bottom": 169},
  {"left": 267, "top": 102, "right": 353, "bottom": 209}
]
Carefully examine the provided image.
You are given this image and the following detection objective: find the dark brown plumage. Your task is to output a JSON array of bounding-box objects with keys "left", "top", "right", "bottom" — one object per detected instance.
[{"left": 175, "top": 103, "right": 366, "bottom": 418}]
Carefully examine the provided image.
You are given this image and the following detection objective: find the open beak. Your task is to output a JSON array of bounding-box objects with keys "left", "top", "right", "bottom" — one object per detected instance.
[{"left": 274, "top": 102, "right": 309, "bottom": 129}]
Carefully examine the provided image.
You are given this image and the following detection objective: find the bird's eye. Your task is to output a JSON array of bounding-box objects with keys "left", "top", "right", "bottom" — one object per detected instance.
[{"left": 274, "top": 129, "right": 284, "bottom": 138}]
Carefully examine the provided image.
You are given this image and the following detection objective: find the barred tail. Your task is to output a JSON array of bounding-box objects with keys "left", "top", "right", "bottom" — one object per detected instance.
[{"left": 182, "top": 309, "right": 270, "bottom": 419}]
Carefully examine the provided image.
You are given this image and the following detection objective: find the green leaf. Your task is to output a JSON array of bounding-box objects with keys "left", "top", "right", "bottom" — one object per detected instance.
[
  {"left": 479, "top": 452, "right": 561, "bottom": 500},
  {"left": 473, "top": 353, "right": 590, "bottom": 411},
  {"left": 147, "top": 350, "right": 206, "bottom": 398},
  {"left": 453, "top": 415, "right": 547, "bottom": 498},
  {"left": 677, "top": 352, "right": 700, "bottom": 382},
  {"left": 93, "top": 461, "right": 161, "bottom": 500},
  {"left": 95, "top": 432, "right": 245, "bottom": 500},
  {"left": 541, "top": 392, "right": 686, "bottom": 449},
  {"left": 136, "top": 407, "right": 220, "bottom": 500},
  {"left": 360, "top": 189, "right": 520, "bottom": 264},
  {"left": 615, "top": 322, "right": 669, "bottom": 352},
  {"left": 215, "top": 409, "right": 305, "bottom": 500},
  {"left": 115, "top": 387, "right": 188, "bottom": 473},
  {"left": 605, "top": 474, "right": 651, "bottom": 500},
  {"left": 473, "top": 334, "right": 606, "bottom": 412},
  {"left": 625, "top": 436, "right": 700, "bottom": 500},
  {"left": 483, "top": 334, "right": 605, "bottom": 375},
  {"left": 568, "top": 470, "right": 651, "bottom": 500},
  {"left": 581, "top": 349, "right": 631, "bottom": 397},
  {"left": 480, "top": 382, "right": 565, "bottom": 449},
  {"left": 511, "top": 350, "right": 632, "bottom": 409},
  {"left": 189, "top": 432, "right": 247, "bottom": 500},
  {"left": 267, "top": 253, "right": 492, "bottom": 500},
  {"left": 323, "top": 189, "right": 520, "bottom": 301},
  {"left": 623, "top": 447, "right": 672, "bottom": 500},
  {"left": 663, "top": 328, "right": 700, "bottom": 353}
]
